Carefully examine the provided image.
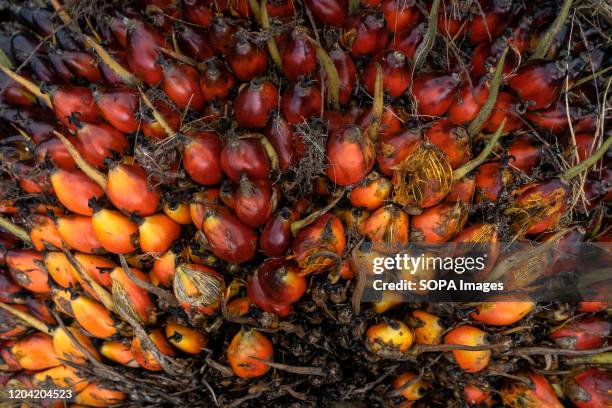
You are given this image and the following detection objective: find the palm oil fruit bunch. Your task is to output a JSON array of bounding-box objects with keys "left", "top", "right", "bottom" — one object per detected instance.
[{"left": 0, "top": 0, "right": 610, "bottom": 405}]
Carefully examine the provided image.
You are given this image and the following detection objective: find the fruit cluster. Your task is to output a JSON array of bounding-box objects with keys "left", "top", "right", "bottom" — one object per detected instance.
[{"left": 0, "top": 0, "right": 610, "bottom": 406}]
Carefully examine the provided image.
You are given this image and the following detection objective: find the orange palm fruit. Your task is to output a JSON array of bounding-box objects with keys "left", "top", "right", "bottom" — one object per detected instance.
[
  {"left": 360, "top": 204, "right": 410, "bottom": 245},
  {"left": 75, "top": 383, "right": 126, "bottom": 407},
  {"left": 365, "top": 320, "right": 414, "bottom": 356},
  {"left": 501, "top": 371, "right": 563, "bottom": 408},
  {"left": 9, "top": 332, "right": 60, "bottom": 370},
  {"left": 110, "top": 266, "right": 156, "bottom": 325},
  {"left": 446, "top": 175, "right": 476, "bottom": 204},
  {"left": 0, "top": 304, "right": 29, "bottom": 339},
  {"left": 444, "top": 325, "right": 490, "bottom": 373},
  {"left": 407, "top": 310, "right": 445, "bottom": 345},
  {"left": 32, "top": 364, "right": 89, "bottom": 392},
  {"left": 44, "top": 252, "right": 78, "bottom": 288},
  {"left": 292, "top": 213, "right": 346, "bottom": 275},
  {"left": 100, "top": 340, "right": 139, "bottom": 367},
  {"left": 173, "top": 263, "right": 225, "bottom": 315},
  {"left": 189, "top": 189, "right": 220, "bottom": 228},
  {"left": 55, "top": 216, "right": 104, "bottom": 254},
  {"left": 201, "top": 204, "right": 258, "bottom": 263},
  {"left": 71, "top": 295, "right": 118, "bottom": 338},
  {"left": 73, "top": 253, "right": 116, "bottom": 289},
  {"left": 28, "top": 215, "right": 64, "bottom": 251},
  {"left": 51, "top": 288, "right": 75, "bottom": 317},
  {"left": 130, "top": 328, "right": 176, "bottom": 371},
  {"left": 91, "top": 208, "right": 139, "bottom": 254},
  {"left": 6, "top": 250, "right": 50, "bottom": 293},
  {"left": 392, "top": 372, "right": 429, "bottom": 401},
  {"left": 151, "top": 249, "right": 181, "bottom": 287},
  {"left": 227, "top": 328, "right": 273, "bottom": 379},
  {"left": 107, "top": 163, "right": 161, "bottom": 216},
  {"left": 464, "top": 383, "right": 494, "bottom": 406},
  {"left": 163, "top": 200, "right": 192, "bottom": 225},
  {"left": 49, "top": 168, "right": 105, "bottom": 216},
  {"left": 226, "top": 296, "right": 251, "bottom": 318},
  {"left": 165, "top": 320, "right": 207, "bottom": 354},
  {"left": 349, "top": 171, "right": 393, "bottom": 211},
  {"left": 410, "top": 201, "right": 467, "bottom": 243},
  {"left": 470, "top": 301, "right": 534, "bottom": 326},
  {"left": 138, "top": 213, "right": 181, "bottom": 254},
  {"left": 53, "top": 326, "right": 101, "bottom": 364}
]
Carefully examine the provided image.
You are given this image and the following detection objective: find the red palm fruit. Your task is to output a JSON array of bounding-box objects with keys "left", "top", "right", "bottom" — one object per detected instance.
[
  {"left": 471, "top": 38, "right": 519, "bottom": 79},
  {"left": 266, "top": 115, "right": 298, "bottom": 171},
  {"left": 392, "top": 372, "right": 429, "bottom": 402},
  {"left": 0, "top": 304, "right": 28, "bottom": 339},
  {"left": 107, "top": 163, "right": 161, "bottom": 216},
  {"left": 199, "top": 59, "right": 236, "bottom": 101},
  {"left": 71, "top": 295, "right": 118, "bottom": 338},
  {"left": 108, "top": 16, "right": 128, "bottom": 46},
  {"left": 29, "top": 215, "right": 64, "bottom": 251},
  {"left": 381, "top": 0, "right": 420, "bottom": 33},
  {"left": 565, "top": 368, "right": 612, "bottom": 408},
  {"left": 470, "top": 301, "right": 534, "bottom": 326},
  {"left": 35, "top": 137, "right": 76, "bottom": 170},
  {"left": 44, "top": 252, "right": 77, "bottom": 288},
  {"left": 176, "top": 25, "right": 214, "bottom": 60},
  {"left": 55, "top": 215, "right": 103, "bottom": 254},
  {"left": 376, "top": 128, "right": 422, "bottom": 176},
  {"left": 162, "top": 63, "right": 205, "bottom": 111},
  {"left": 74, "top": 122, "right": 129, "bottom": 169},
  {"left": 91, "top": 208, "right": 139, "bottom": 254},
  {"left": 151, "top": 249, "right": 180, "bottom": 287},
  {"left": 502, "top": 372, "right": 563, "bottom": 408},
  {"left": 220, "top": 181, "right": 237, "bottom": 209},
  {"left": 163, "top": 201, "right": 192, "bottom": 225},
  {"left": 577, "top": 302, "right": 609, "bottom": 313},
  {"left": 100, "top": 340, "right": 139, "bottom": 367},
  {"left": 448, "top": 83, "right": 489, "bottom": 127},
  {"left": 26, "top": 298, "right": 56, "bottom": 326},
  {"left": 73, "top": 253, "right": 115, "bottom": 290},
  {"left": 32, "top": 364, "right": 89, "bottom": 392},
  {"left": 525, "top": 100, "right": 574, "bottom": 134},
  {"left": 349, "top": 171, "right": 392, "bottom": 211},
  {"left": 364, "top": 50, "right": 411, "bottom": 98},
  {"left": 190, "top": 189, "right": 220, "bottom": 229},
  {"left": 464, "top": 384, "right": 494, "bottom": 406},
  {"left": 130, "top": 328, "right": 175, "bottom": 371},
  {"left": 509, "top": 60, "right": 564, "bottom": 110},
  {"left": 173, "top": 263, "right": 224, "bottom": 315},
  {"left": 183, "top": 0, "right": 214, "bottom": 26},
  {"left": 281, "top": 27, "right": 317, "bottom": 81},
  {"left": 53, "top": 326, "right": 101, "bottom": 364},
  {"left": 437, "top": 2, "right": 467, "bottom": 38},
  {"left": 234, "top": 177, "right": 274, "bottom": 227},
  {"left": 110, "top": 266, "right": 156, "bottom": 325},
  {"left": 444, "top": 325, "right": 490, "bottom": 373},
  {"left": 165, "top": 320, "right": 207, "bottom": 354},
  {"left": 453, "top": 223, "right": 499, "bottom": 278},
  {"left": 234, "top": 79, "right": 279, "bottom": 129},
  {"left": 280, "top": 78, "right": 323, "bottom": 122},
  {"left": 260, "top": 208, "right": 296, "bottom": 257},
  {"left": 343, "top": 11, "right": 388, "bottom": 56},
  {"left": 1, "top": 81, "right": 36, "bottom": 106},
  {"left": 201, "top": 205, "right": 258, "bottom": 263},
  {"left": 226, "top": 296, "right": 251, "bottom": 318},
  {"left": 426, "top": 119, "right": 470, "bottom": 168},
  {"left": 357, "top": 105, "right": 404, "bottom": 139},
  {"left": 507, "top": 15, "right": 532, "bottom": 53},
  {"left": 484, "top": 92, "right": 523, "bottom": 133},
  {"left": 8, "top": 333, "right": 60, "bottom": 370},
  {"left": 60, "top": 51, "right": 101, "bottom": 83},
  {"left": 323, "top": 44, "right": 357, "bottom": 106},
  {"left": 407, "top": 310, "right": 445, "bottom": 345},
  {"left": 304, "top": 0, "right": 346, "bottom": 25},
  {"left": 247, "top": 259, "right": 306, "bottom": 316},
  {"left": 360, "top": 204, "right": 410, "bottom": 245},
  {"left": 326, "top": 125, "right": 376, "bottom": 186},
  {"left": 474, "top": 161, "right": 511, "bottom": 202},
  {"left": 388, "top": 25, "right": 424, "bottom": 60},
  {"left": 509, "top": 178, "right": 569, "bottom": 235},
  {"left": 6, "top": 250, "right": 50, "bottom": 293},
  {"left": 365, "top": 320, "right": 414, "bottom": 355},
  {"left": 99, "top": 50, "right": 132, "bottom": 86},
  {"left": 12, "top": 162, "right": 50, "bottom": 194},
  {"left": 92, "top": 87, "right": 139, "bottom": 133},
  {"left": 227, "top": 329, "right": 273, "bottom": 378},
  {"left": 0, "top": 272, "right": 26, "bottom": 304},
  {"left": 267, "top": 0, "right": 296, "bottom": 19},
  {"left": 507, "top": 135, "right": 541, "bottom": 172},
  {"left": 183, "top": 131, "right": 223, "bottom": 185},
  {"left": 50, "top": 86, "right": 100, "bottom": 131},
  {"left": 412, "top": 72, "right": 460, "bottom": 116},
  {"left": 141, "top": 99, "right": 181, "bottom": 140},
  {"left": 410, "top": 201, "right": 467, "bottom": 242},
  {"left": 573, "top": 133, "right": 598, "bottom": 162},
  {"left": 292, "top": 213, "right": 346, "bottom": 274},
  {"left": 468, "top": 1, "right": 512, "bottom": 44},
  {"left": 126, "top": 20, "right": 166, "bottom": 85},
  {"left": 549, "top": 317, "right": 610, "bottom": 350},
  {"left": 228, "top": 36, "right": 268, "bottom": 82},
  {"left": 138, "top": 213, "right": 181, "bottom": 254},
  {"left": 75, "top": 383, "right": 126, "bottom": 407},
  {"left": 220, "top": 138, "right": 271, "bottom": 182},
  {"left": 209, "top": 16, "right": 237, "bottom": 54}
]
